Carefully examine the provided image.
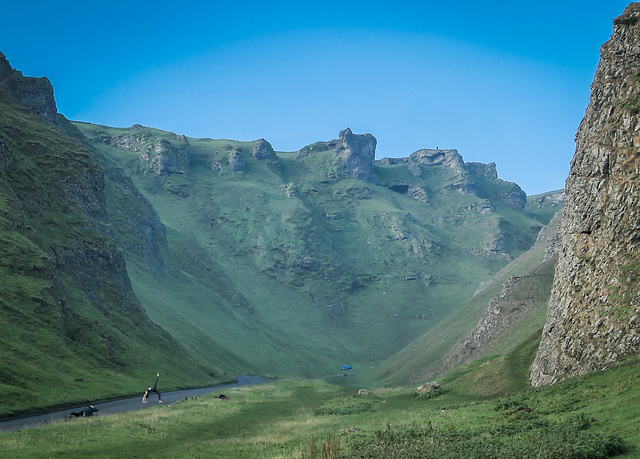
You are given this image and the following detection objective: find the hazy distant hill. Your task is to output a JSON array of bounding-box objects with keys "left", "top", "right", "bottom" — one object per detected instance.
[{"left": 74, "top": 122, "right": 561, "bottom": 379}]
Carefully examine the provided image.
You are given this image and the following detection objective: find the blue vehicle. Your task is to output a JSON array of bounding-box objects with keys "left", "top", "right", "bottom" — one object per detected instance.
[{"left": 341, "top": 364, "right": 352, "bottom": 371}]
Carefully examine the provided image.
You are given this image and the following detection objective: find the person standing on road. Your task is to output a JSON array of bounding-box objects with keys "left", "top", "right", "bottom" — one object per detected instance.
[{"left": 142, "top": 372, "right": 163, "bottom": 403}]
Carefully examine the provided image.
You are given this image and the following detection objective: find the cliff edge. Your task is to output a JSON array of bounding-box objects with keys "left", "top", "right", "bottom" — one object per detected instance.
[
  {"left": 531, "top": 3, "right": 640, "bottom": 386},
  {"left": 0, "top": 52, "right": 57, "bottom": 122}
]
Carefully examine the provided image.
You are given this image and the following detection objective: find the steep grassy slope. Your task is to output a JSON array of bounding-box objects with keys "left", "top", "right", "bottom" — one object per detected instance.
[
  {"left": 74, "top": 122, "right": 559, "bottom": 380},
  {"left": 0, "top": 91, "right": 224, "bottom": 419}
]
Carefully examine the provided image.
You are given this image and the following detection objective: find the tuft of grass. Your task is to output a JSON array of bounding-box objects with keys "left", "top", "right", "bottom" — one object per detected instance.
[
  {"left": 315, "top": 395, "right": 376, "bottom": 416},
  {"left": 619, "top": 98, "right": 640, "bottom": 115}
]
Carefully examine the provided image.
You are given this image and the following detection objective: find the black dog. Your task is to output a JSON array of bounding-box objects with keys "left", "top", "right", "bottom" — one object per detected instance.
[{"left": 70, "top": 405, "right": 99, "bottom": 418}]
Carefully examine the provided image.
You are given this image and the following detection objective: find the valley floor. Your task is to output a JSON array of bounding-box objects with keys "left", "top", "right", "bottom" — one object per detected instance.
[{"left": 1, "top": 356, "right": 639, "bottom": 458}]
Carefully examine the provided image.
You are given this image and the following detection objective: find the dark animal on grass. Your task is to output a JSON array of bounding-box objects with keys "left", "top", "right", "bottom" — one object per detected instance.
[
  {"left": 215, "top": 394, "right": 229, "bottom": 400},
  {"left": 69, "top": 405, "right": 99, "bottom": 418}
]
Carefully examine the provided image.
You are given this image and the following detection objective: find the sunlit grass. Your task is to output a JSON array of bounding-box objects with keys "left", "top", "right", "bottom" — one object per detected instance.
[{"left": 2, "top": 360, "right": 639, "bottom": 458}]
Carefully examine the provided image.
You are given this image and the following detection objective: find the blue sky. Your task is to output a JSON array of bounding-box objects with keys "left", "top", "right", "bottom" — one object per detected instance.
[{"left": 1, "top": 1, "right": 632, "bottom": 194}]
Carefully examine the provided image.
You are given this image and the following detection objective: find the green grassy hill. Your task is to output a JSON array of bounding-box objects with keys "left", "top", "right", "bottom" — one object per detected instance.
[
  {"left": 0, "top": 91, "right": 225, "bottom": 420},
  {"left": 1, "top": 51, "right": 567, "bottom": 419},
  {"left": 73, "top": 122, "right": 562, "bottom": 380}
]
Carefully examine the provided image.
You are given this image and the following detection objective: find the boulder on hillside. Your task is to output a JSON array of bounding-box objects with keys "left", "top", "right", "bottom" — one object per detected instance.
[{"left": 416, "top": 381, "right": 440, "bottom": 394}]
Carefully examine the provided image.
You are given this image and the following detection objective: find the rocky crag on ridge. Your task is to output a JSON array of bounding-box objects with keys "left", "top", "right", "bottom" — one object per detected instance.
[
  {"left": 379, "top": 148, "right": 526, "bottom": 211},
  {"left": 0, "top": 51, "right": 57, "bottom": 122},
  {"left": 531, "top": 3, "right": 640, "bottom": 386}
]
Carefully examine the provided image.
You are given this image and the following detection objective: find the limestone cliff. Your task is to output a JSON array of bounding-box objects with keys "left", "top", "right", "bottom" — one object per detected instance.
[
  {"left": 294, "top": 127, "right": 377, "bottom": 183},
  {"left": 0, "top": 52, "right": 57, "bottom": 122},
  {"left": 531, "top": 3, "right": 640, "bottom": 387},
  {"left": 335, "top": 127, "right": 377, "bottom": 183},
  {"left": 378, "top": 148, "right": 526, "bottom": 210}
]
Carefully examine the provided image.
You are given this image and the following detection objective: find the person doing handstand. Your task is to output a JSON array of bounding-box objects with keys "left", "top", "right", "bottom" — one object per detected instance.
[{"left": 142, "top": 372, "right": 163, "bottom": 403}]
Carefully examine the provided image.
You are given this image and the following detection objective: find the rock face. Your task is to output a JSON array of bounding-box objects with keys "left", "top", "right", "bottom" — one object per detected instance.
[
  {"left": 107, "top": 126, "right": 192, "bottom": 175},
  {"left": 228, "top": 149, "right": 246, "bottom": 172},
  {"left": 531, "top": 3, "right": 640, "bottom": 387},
  {"left": 0, "top": 52, "right": 57, "bottom": 122},
  {"left": 251, "top": 138, "right": 277, "bottom": 160},
  {"left": 411, "top": 149, "right": 465, "bottom": 171},
  {"left": 335, "top": 127, "right": 378, "bottom": 183},
  {"left": 381, "top": 148, "right": 526, "bottom": 210}
]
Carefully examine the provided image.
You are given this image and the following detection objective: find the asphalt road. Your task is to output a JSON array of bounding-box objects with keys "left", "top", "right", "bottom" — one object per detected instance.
[{"left": 0, "top": 375, "right": 270, "bottom": 432}]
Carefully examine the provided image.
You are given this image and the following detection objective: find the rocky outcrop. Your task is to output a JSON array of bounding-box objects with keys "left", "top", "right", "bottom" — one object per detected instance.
[
  {"left": 128, "top": 130, "right": 190, "bottom": 175},
  {"left": 146, "top": 139, "right": 191, "bottom": 175},
  {"left": 0, "top": 52, "right": 57, "bottom": 122},
  {"left": 228, "top": 149, "right": 246, "bottom": 172},
  {"left": 411, "top": 149, "right": 465, "bottom": 172},
  {"left": 251, "top": 138, "right": 277, "bottom": 160},
  {"left": 294, "top": 139, "right": 340, "bottom": 159},
  {"left": 531, "top": 3, "right": 640, "bottom": 387},
  {"left": 251, "top": 138, "right": 281, "bottom": 173},
  {"left": 335, "top": 128, "right": 378, "bottom": 183},
  {"left": 99, "top": 126, "right": 192, "bottom": 175},
  {"left": 293, "top": 128, "right": 377, "bottom": 182},
  {"left": 381, "top": 149, "right": 526, "bottom": 210}
]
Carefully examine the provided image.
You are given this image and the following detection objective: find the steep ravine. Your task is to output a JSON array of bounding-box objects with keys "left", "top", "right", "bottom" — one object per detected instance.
[{"left": 440, "top": 211, "right": 561, "bottom": 375}]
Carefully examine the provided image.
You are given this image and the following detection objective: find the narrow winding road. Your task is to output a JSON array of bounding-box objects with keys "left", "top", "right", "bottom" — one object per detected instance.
[{"left": 0, "top": 375, "right": 270, "bottom": 432}]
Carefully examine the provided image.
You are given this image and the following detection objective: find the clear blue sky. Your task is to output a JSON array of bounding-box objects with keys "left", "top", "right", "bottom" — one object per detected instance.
[{"left": 1, "top": 1, "right": 632, "bottom": 195}]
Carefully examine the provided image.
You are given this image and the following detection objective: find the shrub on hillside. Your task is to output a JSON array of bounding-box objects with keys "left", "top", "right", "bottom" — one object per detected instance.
[
  {"left": 341, "top": 419, "right": 626, "bottom": 458},
  {"left": 315, "top": 396, "right": 375, "bottom": 416}
]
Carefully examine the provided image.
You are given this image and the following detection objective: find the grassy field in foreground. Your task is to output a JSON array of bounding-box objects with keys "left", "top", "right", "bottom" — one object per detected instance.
[{"left": 1, "top": 356, "right": 639, "bottom": 458}]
